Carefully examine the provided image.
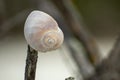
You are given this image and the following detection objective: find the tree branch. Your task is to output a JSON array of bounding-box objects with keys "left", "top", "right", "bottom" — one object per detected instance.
[
  {"left": 50, "top": 0, "right": 101, "bottom": 65},
  {"left": 24, "top": 45, "right": 38, "bottom": 80}
]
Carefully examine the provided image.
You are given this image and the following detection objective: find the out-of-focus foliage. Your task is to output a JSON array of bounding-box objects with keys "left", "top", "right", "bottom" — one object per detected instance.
[{"left": 72, "top": 0, "right": 120, "bottom": 37}]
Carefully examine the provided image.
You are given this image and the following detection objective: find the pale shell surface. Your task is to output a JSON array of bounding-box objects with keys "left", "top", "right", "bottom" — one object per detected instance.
[{"left": 24, "top": 10, "right": 64, "bottom": 52}]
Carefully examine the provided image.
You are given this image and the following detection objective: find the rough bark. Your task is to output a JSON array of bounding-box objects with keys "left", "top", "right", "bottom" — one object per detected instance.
[{"left": 24, "top": 45, "right": 38, "bottom": 80}]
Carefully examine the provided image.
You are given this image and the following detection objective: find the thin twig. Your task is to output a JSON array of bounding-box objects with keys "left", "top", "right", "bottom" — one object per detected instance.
[
  {"left": 50, "top": 0, "right": 101, "bottom": 65},
  {"left": 66, "top": 40, "right": 95, "bottom": 79},
  {"left": 87, "top": 36, "right": 120, "bottom": 80},
  {"left": 0, "top": 9, "right": 31, "bottom": 38},
  {"left": 24, "top": 45, "right": 38, "bottom": 80},
  {"left": 65, "top": 77, "right": 75, "bottom": 80}
]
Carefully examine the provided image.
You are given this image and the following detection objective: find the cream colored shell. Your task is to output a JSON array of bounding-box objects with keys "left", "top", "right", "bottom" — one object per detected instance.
[{"left": 24, "top": 10, "right": 64, "bottom": 52}]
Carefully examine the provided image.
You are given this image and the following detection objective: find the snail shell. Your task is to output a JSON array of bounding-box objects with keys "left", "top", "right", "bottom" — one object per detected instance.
[{"left": 24, "top": 10, "right": 64, "bottom": 52}]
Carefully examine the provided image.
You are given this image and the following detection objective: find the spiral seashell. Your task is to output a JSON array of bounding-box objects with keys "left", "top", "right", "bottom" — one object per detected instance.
[{"left": 24, "top": 10, "right": 64, "bottom": 52}]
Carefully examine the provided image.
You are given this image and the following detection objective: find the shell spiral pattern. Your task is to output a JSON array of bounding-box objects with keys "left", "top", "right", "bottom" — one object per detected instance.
[{"left": 24, "top": 10, "right": 64, "bottom": 52}]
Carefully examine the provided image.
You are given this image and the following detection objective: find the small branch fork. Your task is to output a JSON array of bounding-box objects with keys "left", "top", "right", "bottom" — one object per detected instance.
[{"left": 24, "top": 45, "right": 38, "bottom": 80}]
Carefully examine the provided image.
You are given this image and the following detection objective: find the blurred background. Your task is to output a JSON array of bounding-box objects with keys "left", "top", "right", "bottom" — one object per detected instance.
[{"left": 0, "top": 0, "right": 120, "bottom": 80}]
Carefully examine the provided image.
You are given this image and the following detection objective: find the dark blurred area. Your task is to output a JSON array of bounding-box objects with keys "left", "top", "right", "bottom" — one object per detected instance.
[
  {"left": 73, "top": 0, "right": 120, "bottom": 37},
  {"left": 1, "top": 0, "right": 120, "bottom": 80},
  {"left": 0, "top": 0, "right": 120, "bottom": 38}
]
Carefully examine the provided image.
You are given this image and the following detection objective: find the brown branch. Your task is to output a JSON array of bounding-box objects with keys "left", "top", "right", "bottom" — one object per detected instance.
[
  {"left": 0, "top": 9, "right": 32, "bottom": 39},
  {"left": 24, "top": 45, "right": 38, "bottom": 80},
  {"left": 50, "top": 0, "right": 101, "bottom": 65},
  {"left": 66, "top": 41, "right": 95, "bottom": 78},
  {"left": 87, "top": 36, "right": 120, "bottom": 80}
]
